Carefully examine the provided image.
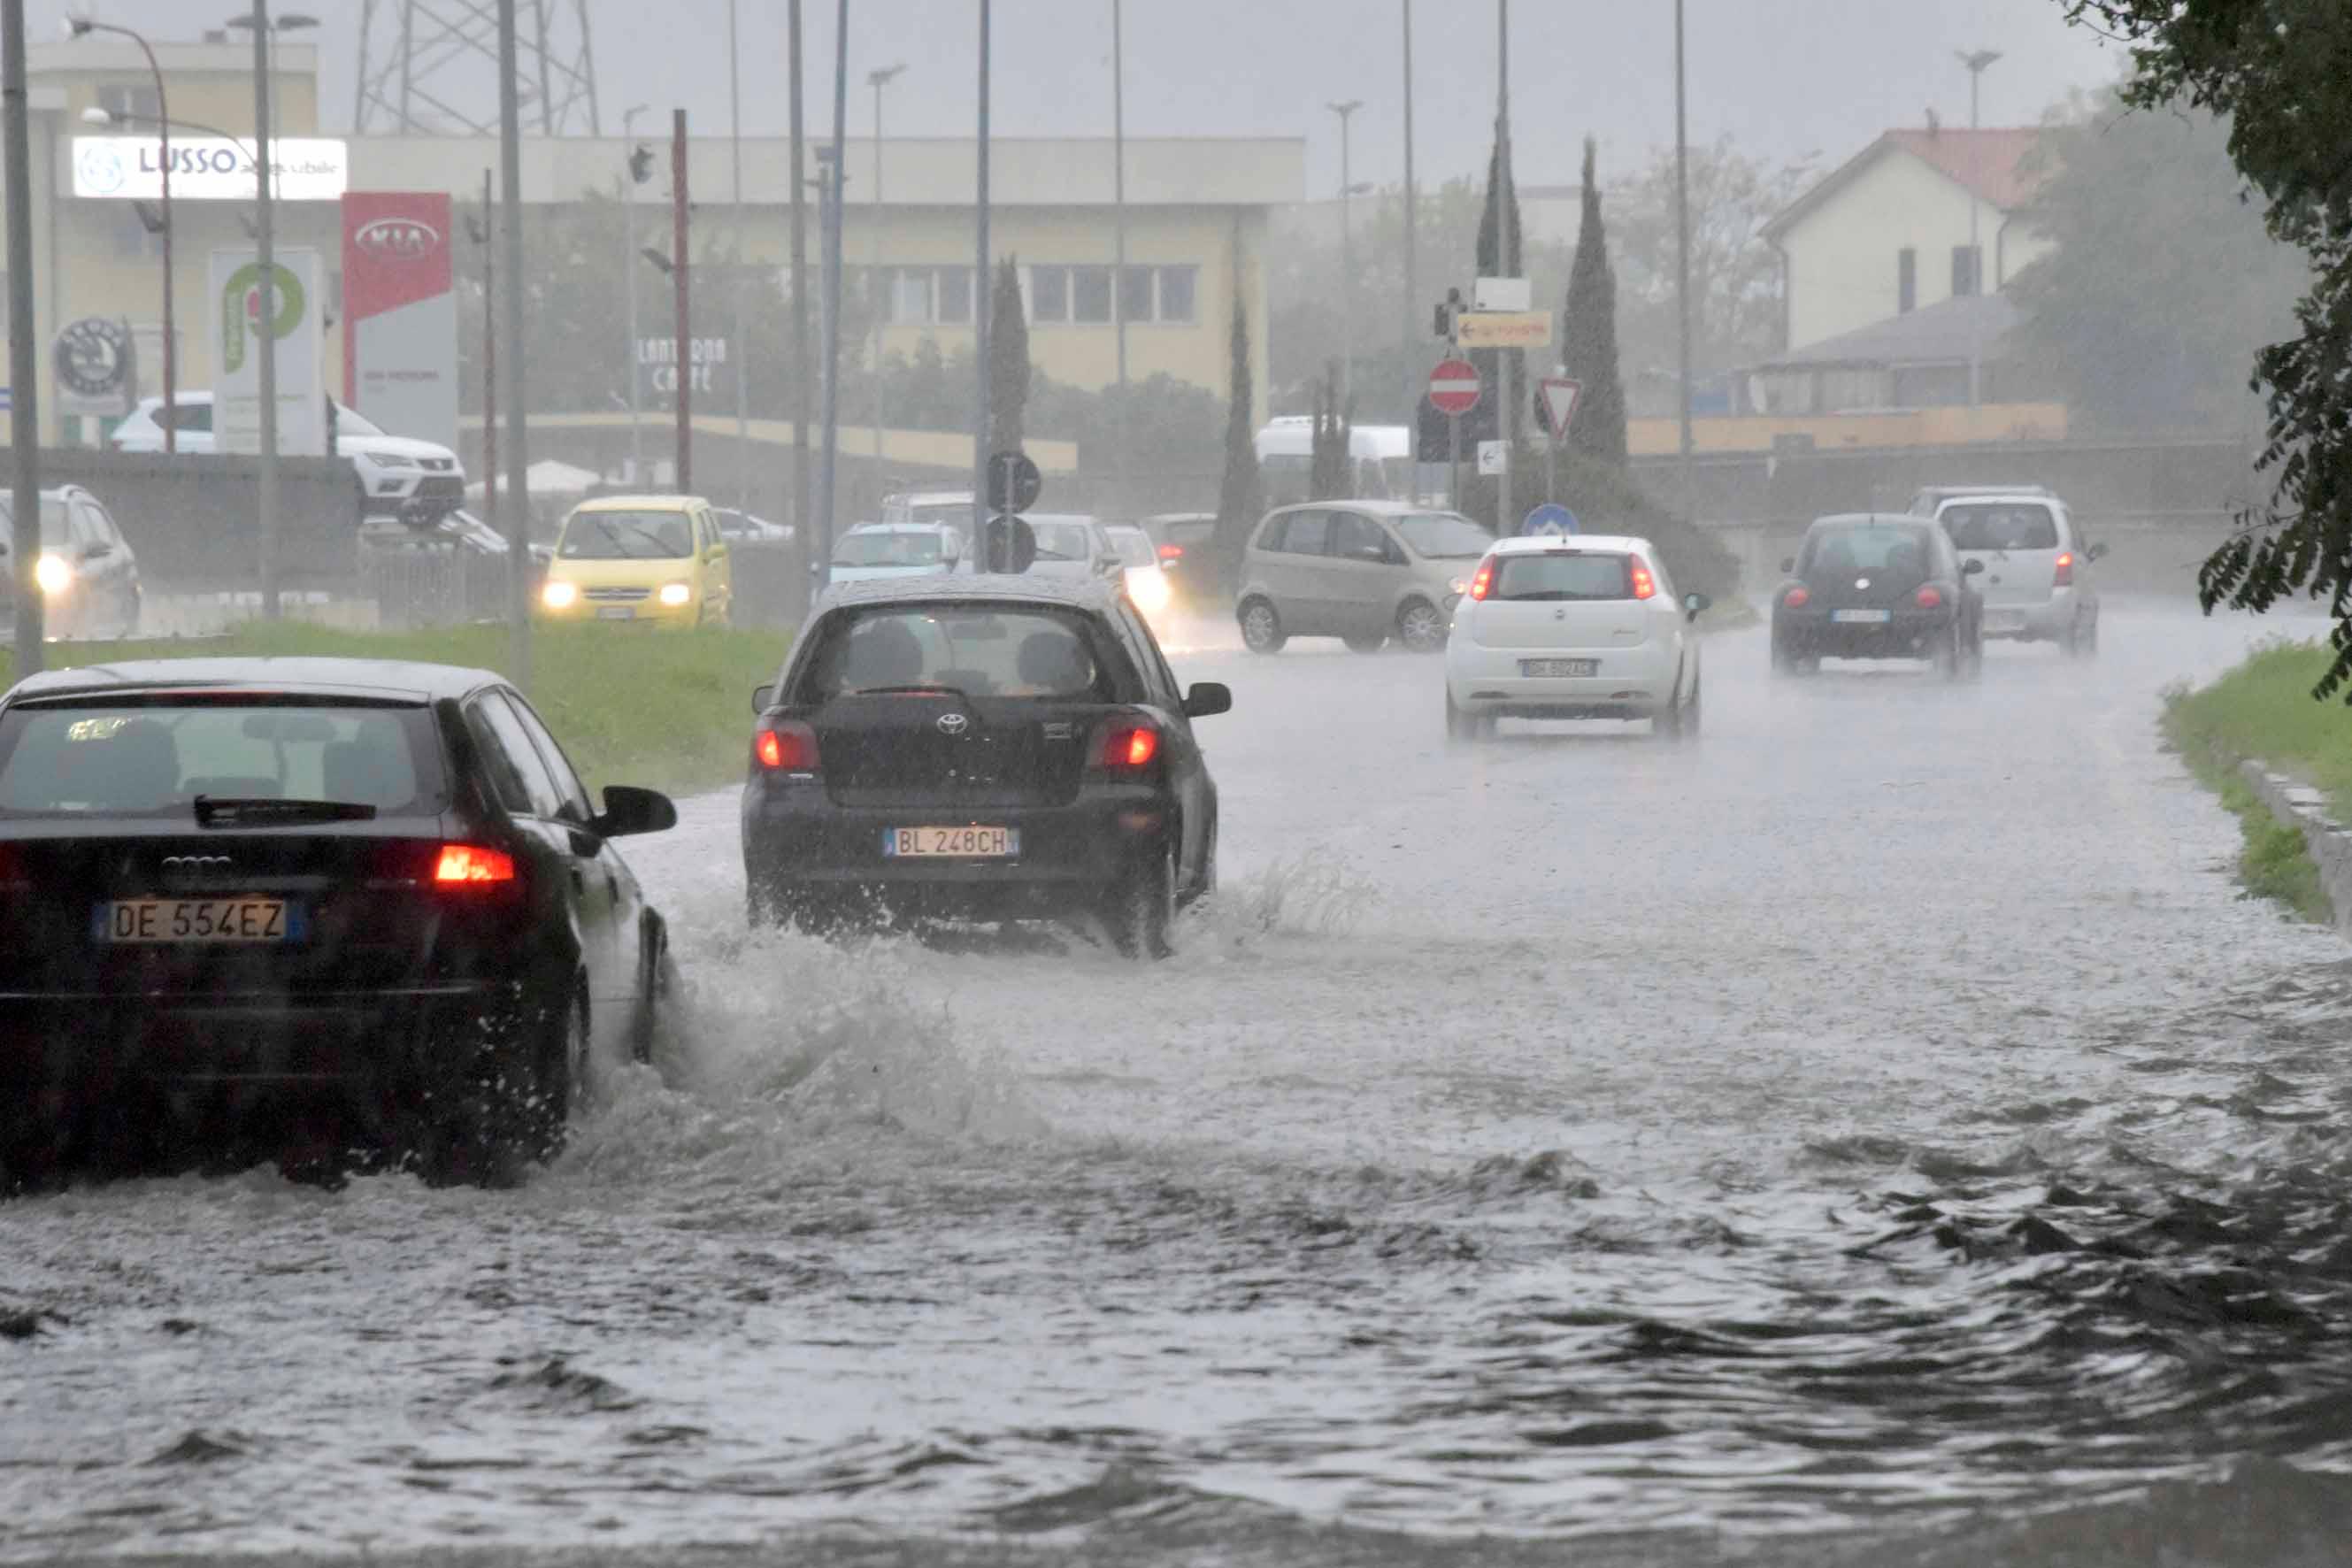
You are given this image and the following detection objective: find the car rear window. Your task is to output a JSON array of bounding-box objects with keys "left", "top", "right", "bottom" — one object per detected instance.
[
  {"left": 798, "top": 606, "right": 1124, "bottom": 703},
  {"left": 1941, "top": 503, "right": 2059, "bottom": 551},
  {"left": 1104, "top": 528, "right": 1157, "bottom": 568},
  {"left": 1802, "top": 524, "right": 1936, "bottom": 576},
  {"left": 1489, "top": 552, "right": 1633, "bottom": 601},
  {"left": 834, "top": 529, "right": 944, "bottom": 567},
  {"left": 0, "top": 701, "right": 445, "bottom": 819},
  {"left": 1028, "top": 522, "right": 1095, "bottom": 563},
  {"left": 559, "top": 510, "right": 692, "bottom": 559}
]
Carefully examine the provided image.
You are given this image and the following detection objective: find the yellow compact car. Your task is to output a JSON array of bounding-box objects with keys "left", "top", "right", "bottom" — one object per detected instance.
[{"left": 538, "top": 495, "right": 734, "bottom": 627}]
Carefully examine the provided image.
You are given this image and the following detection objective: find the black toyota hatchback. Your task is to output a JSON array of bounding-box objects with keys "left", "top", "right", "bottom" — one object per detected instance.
[
  {"left": 742, "top": 577, "right": 1229, "bottom": 957},
  {"left": 0, "top": 658, "right": 678, "bottom": 1190},
  {"left": 1771, "top": 512, "right": 1984, "bottom": 678}
]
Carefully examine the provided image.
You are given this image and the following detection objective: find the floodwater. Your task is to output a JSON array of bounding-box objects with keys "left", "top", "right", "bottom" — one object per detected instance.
[{"left": 5, "top": 600, "right": 2352, "bottom": 1566}]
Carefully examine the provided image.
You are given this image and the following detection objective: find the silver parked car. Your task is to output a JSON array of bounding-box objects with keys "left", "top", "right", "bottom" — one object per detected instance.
[
  {"left": 1235, "top": 501, "right": 1495, "bottom": 654},
  {"left": 1928, "top": 490, "right": 2104, "bottom": 655}
]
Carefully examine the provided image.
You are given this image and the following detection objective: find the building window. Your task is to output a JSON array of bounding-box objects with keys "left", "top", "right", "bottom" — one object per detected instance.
[
  {"left": 1950, "top": 244, "right": 1982, "bottom": 298},
  {"left": 1897, "top": 248, "right": 1917, "bottom": 315},
  {"left": 877, "top": 265, "right": 975, "bottom": 327},
  {"left": 97, "top": 84, "right": 160, "bottom": 125},
  {"left": 1157, "top": 265, "right": 1197, "bottom": 324},
  {"left": 935, "top": 265, "right": 972, "bottom": 325},
  {"left": 1031, "top": 265, "right": 1068, "bottom": 323},
  {"left": 1071, "top": 265, "right": 1112, "bottom": 324},
  {"left": 1118, "top": 265, "right": 1154, "bottom": 325}
]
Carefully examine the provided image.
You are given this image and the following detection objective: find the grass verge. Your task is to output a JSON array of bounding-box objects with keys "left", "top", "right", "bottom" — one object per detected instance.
[
  {"left": 0, "top": 620, "right": 791, "bottom": 798},
  {"left": 2159, "top": 637, "right": 2346, "bottom": 922}
]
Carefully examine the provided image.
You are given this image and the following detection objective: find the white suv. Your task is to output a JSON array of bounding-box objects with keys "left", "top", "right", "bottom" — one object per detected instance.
[
  {"left": 1929, "top": 490, "right": 2103, "bottom": 655},
  {"left": 111, "top": 393, "right": 466, "bottom": 524},
  {"left": 1444, "top": 534, "right": 1709, "bottom": 741}
]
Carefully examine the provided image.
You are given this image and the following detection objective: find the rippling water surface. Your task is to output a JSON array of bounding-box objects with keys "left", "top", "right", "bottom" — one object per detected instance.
[{"left": 4, "top": 603, "right": 2352, "bottom": 1565}]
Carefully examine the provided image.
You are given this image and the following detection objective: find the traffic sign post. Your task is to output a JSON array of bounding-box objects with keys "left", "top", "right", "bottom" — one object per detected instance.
[
  {"left": 980, "top": 512, "right": 1038, "bottom": 573},
  {"left": 1426, "top": 355, "right": 1479, "bottom": 513},
  {"left": 980, "top": 450, "right": 1041, "bottom": 573},
  {"left": 1522, "top": 503, "right": 1579, "bottom": 537},
  {"left": 983, "top": 449, "right": 1041, "bottom": 516},
  {"left": 1535, "top": 377, "right": 1582, "bottom": 504}
]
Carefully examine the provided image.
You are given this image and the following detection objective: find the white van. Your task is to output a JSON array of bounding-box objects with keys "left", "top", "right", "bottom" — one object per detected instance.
[{"left": 1254, "top": 420, "right": 1440, "bottom": 509}]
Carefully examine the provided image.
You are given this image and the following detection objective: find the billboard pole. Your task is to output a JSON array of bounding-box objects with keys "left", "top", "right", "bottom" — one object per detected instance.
[
  {"left": 497, "top": 0, "right": 530, "bottom": 688},
  {"left": 970, "top": 0, "right": 989, "bottom": 526},
  {"left": 4, "top": 0, "right": 42, "bottom": 673},
  {"left": 673, "top": 108, "right": 690, "bottom": 495},
  {"left": 480, "top": 170, "right": 496, "bottom": 534},
  {"left": 251, "top": 0, "right": 281, "bottom": 619}
]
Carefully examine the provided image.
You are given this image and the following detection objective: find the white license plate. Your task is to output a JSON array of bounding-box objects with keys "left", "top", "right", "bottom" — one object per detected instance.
[
  {"left": 1831, "top": 609, "right": 1892, "bottom": 624},
  {"left": 596, "top": 605, "right": 634, "bottom": 621},
  {"left": 1521, "top": 658, "right": 1599, "bottom": 678},
  {"left": 96, "top": 898, "right": 303, "bottom": 944},
  {"left": 883, "top": 826, "right": 1018, "bottom": 858}
]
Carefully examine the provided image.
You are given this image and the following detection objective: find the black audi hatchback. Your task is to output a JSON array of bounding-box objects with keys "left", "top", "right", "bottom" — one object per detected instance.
[
  {"left": 742, "top": 577, "right": 1229, "bottom": 957},
  {"left": 1771, "top": 512, "right": 1984, "bottom": 678},
  {"left": 0, "top": 657, "right": 678, "bottom": 1190}
]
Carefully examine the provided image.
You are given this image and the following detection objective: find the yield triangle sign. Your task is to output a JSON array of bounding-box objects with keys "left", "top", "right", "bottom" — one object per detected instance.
[{"left": 1540, "top": 378, "right": 1582, "bottom": 438}]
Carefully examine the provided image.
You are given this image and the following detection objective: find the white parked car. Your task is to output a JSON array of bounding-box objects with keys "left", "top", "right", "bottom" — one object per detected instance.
[
  {"left": 827, "top": 521, "right": 965, "bottom": 584},
  {"left": 1444, "top": 534, "right": 1710, "bottom": 742},
  {"left": 111, "top": 392, "right": 467, "bottom": 524},
  {"left": 1928, "top": 490, "right": 2104, "bottom": 655}
]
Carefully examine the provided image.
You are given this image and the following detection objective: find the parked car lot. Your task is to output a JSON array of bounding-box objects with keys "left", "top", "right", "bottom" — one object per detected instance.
[
  {"left": 0, "top": 657, "right": 678, "bottom": 1190},
  {"left": 1237, "top": 501, "right": 1494, "bottom": 654}
]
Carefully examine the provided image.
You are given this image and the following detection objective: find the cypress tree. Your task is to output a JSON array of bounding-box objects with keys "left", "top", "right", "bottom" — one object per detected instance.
[
  {"left": 987, "top": 257, "right": 1029, "bottom": 456},
  {"left": 1563, "top": 138, "right": 1628, "bottom": 466},
  {"left": 1470, "top": 138, "right": 1525, "bottom": 448},
  {"left": 1211, "top": 296, "right": 1263, "bottom": 588},
  {"left": 1310, "top": 362, "right": 1355, "bottom": 499}
]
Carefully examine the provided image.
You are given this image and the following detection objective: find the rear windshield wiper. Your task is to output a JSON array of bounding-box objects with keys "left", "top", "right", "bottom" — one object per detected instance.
[{"left": 195, "top": 796, "right": 379, "bottom": 827}]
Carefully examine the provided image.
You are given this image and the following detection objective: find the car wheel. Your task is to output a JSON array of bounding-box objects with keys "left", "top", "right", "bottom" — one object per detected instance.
[
  {"left": 2063, "top": 613, "right": 2095, "bottom": 659},
  {"left": 1344, "top": 634, "right": 1387, "bottom": 653},
  {"left": 1103, "top": 846, "right": 1176, "bottom": 960},
  {"left": 1178, "top": 819, "right": 1218, "bottom": 909},
  {"left": 1238, "top": 597, "right": 1286, "bottom": 654},
  {"left": 630, "top": 914, "right": 675, "bottom": 1066},
  {"left": 1395, "top": 598, "right": 1446, "bottom": 654},
  {"left": 1933, "top": 626, "right": 1963, "bottom": 680},
  {"left": 1771, "top": 631, "right": 1808, "bottom": 677},
  {"left": 419, "top": 983, "right": 582, "bottom": 1186},
  {"left": 1445, "top": 688, "right": 1479, "bottom": 744},
  {"left": 1661, "top": 675, "right": 1700, "bottom": 740}
]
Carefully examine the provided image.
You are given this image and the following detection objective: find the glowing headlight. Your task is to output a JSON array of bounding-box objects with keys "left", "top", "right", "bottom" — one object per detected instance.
[
  {"left": 1124, "top": 567, "right": 1170, "bottom": 614},
  {"left": 34, "top": 555, "right": 71, "bottom": 596},
  {"left": 542, "top": 579, "right": 579, "bottom": 610},
  {"left": 658, "top": 580, "right": 692, "bottom": 607}
]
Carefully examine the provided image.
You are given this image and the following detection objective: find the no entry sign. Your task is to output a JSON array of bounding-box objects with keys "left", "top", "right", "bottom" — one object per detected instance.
[{"left": 1427, "top": 357, "right": 1480, "bottom": 416}]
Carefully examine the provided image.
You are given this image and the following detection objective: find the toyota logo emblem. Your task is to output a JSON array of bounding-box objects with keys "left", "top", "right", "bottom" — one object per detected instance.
[{"left": 936, "top": 711, "right": 970, "bottom": 736}]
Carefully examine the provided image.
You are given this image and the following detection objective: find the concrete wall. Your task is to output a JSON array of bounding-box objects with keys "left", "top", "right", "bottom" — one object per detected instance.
[{"left": 2240, "top": 764, "right": 2352, "bottom": 941}]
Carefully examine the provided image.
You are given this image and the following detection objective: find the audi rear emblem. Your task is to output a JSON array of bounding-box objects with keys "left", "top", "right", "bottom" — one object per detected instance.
[
  {"left": 161, "top": 856, "right": 233, "bottom": 872},
  {"left": 936, "top": 712, "right": 970, "bottom": 735}
]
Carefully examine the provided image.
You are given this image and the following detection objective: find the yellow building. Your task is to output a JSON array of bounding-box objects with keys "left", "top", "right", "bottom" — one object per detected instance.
[{"left": 4, "top": 35, "right": 1301, "bottom": 448}]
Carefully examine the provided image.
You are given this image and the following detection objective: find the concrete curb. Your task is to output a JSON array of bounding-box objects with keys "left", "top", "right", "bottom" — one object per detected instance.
[{"left": 2238, "top": 761, "right": 2352, "bottom": 936}]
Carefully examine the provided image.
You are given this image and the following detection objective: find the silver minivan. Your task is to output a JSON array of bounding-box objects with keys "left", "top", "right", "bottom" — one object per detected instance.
[{"left": 1236, "top": 501, "right": 1495, "bottom": 654}]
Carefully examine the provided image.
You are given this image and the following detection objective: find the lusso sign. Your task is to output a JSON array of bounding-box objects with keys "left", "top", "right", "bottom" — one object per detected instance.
[{"left": 71, "top": 136, "right": 349, "bottom": 203}]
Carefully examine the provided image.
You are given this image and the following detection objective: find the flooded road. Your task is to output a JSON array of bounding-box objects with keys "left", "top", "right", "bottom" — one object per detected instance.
[{"left": 5, "top": 600, "right": 2352, "bottom": 1564}]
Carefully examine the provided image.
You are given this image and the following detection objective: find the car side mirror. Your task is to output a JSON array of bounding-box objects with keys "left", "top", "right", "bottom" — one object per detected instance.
[
  {"left": 1961, "top": 558, "right": 1987, "bottom": 576},
  {"left": 2085, "top": 542, "right": 2109, "bottom": 563},
  {"left": 1779, "top": 556, "right": 1796, "bottom": 575},
  {"left": 1682, "top": 591, "right": 1710, "bottom": 620},
  {"left": 595, "top": 783, "right": 677, "bottom": 838},
  {"left": 1182, "top": 680, "right": 1233, "bottom": 719},
  {"left": 751, "top": 682, "right": 775, "bottom": 714}
]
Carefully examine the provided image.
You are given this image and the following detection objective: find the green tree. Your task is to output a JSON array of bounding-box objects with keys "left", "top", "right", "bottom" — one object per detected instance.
[
  {"left": 986, "top": 257, "right": 1029, "bottom": 456},
  {"left": 2007, "top": 89, "right": 2308, "bottom": 431},
  {"left": 1472, "top": 138, "right": 1526, "bottom": 448},
  {"left": 2059, "top": 2, "right": 2352, "bottom": 694},
  {"left": 1211, "top": 296, "right": 1264, "bottom": 587},
  {"left": 1309, "top": 363, "right": 1355, "bottom": 499},
  {"left": 1561, "top": 138, "right": 1628, "bottom": 466}
]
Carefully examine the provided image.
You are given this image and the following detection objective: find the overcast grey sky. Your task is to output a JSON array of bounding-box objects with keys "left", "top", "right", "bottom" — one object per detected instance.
[{"left": 50, "top": 0, "right": 2127, "bottom": 191}]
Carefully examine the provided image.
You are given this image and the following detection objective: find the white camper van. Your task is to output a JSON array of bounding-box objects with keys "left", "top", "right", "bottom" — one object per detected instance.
[{"left": 1254, "top": 420, "right": 1439, "bottom": 509}]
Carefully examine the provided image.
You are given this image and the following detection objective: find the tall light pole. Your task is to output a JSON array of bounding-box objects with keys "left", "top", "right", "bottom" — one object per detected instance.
[
  {"left": 1401, "top": 1, "right": 1418, "bottom": 460},
  {"left": 621, "top": 104, "right": 649, "bottom": 480},
  {"left": 1326, "top": 98, "right": 1362, "bottom": 406},
  {"left": 865, "top": 63, "right": 905, "bottom": 470},
  {"left": 728, "top": 0, "right": 749, "bottom": 516},
  {"left": 1495, "top": 0, "right": 1517, "bottom": 534},
  {"left": 970, "top": 0, "right": 990, "bottom": 527},
  {"left": 498, "top": 0, "right": 530, "bottom": 685},
  {"left": 819, "top": 0, "right": 850, "bottom": 566},
  {"left": 5, "top": 0, "right": 44, "bottom": 671},
  {"left": 1958, "top": 48, "right": 2000, "bottom": 409},
  {"left": 1111, "top": 0, "right": 1126, "bottom": 512},
  {"left": 1675, "top": 0, "right": 1694, "bottom": 517},
  {"left": 227, "top": 10, "right": 316, "bottom": 144},
  {"left": 70, "top": 20, "right": 175, "bottom": 455},
  {"left": 238, "top": 1, "right": 282, "bottom": 619},
  {"left": 788, "top": 2, "right": 810, "bottom": 565}
]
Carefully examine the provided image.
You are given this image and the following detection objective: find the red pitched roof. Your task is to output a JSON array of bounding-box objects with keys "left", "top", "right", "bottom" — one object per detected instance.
[{"left": 1884, "top": 127, "right": 2047, "bottom": 210}]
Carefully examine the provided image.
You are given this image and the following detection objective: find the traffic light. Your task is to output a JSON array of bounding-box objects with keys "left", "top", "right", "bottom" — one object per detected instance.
[{"left": 628, "top": 144, "right": 655, "bottom": 185}]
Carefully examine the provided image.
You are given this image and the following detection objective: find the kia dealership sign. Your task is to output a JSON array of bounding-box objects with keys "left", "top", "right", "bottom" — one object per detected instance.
[
  {"left": 342, "top": 193, "right": 457, "bottom": 448},
  {"left": 73, "top": 137, "right": 348, "bottom": 203}
]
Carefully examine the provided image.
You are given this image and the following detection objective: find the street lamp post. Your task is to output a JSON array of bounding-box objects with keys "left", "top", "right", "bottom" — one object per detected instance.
[
  {"left": 1958, "top": 48, "right": 2001, "bottom": 408},
  {"left": 70, "top": 19, "right": 176, "bottom": 455},
  {"left": 5, "top": 0, "right": 43, "bottom": 673},
  {"left": 1401, "top": 1, "right": 1418, "bottom": 455},
  {"left": 621, "top": 104, "right": 649, "bottom": 480},
  {"left": 1326, "top": 98, "right": 1361, "bottom": 406},
  {"left": 238, "top": 1, "right": 282, "bottom": 618},
  {"left": 728, "top": 0, "right": 749, "bottom": 517},
  {"left": 1675, "top": 0, "right": 1694, "bottom": 518},
  {"left": 866, "top": 63, "right": 905, "bottom": 472},
  {"left": 1111, "top": 0, "right": 1126, "bottom": 511}
]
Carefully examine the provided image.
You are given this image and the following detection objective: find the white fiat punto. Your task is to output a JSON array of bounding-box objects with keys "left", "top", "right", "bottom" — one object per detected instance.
[{"left": 1443, "top": 534, "right": 1710, "bottom": 742}]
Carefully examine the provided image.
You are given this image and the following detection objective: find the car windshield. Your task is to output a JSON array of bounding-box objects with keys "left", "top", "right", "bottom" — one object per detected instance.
[
  {"left": 804, "top": 606, "right": 1112, "bottom": 701},
  {"left": 1941, "top": 503, "right": 2060, "bottom": 551},
  {"left": 1103, "top": 528, "right": 1157, "bottom": 568},
  {"left": 834, "top": 530, "right": 944, "bottom": 568},
  {"left": 333, "top": 404, "right": 387, "bottom": 438},
  {"left": 1489, "top": 552, "right": 1634, "bottom": 601},
  {"left": 1802, "top": 524, "right": 1936, "bottom": 577},
  {"left": 1395, "top": 513, "right": 1495, "bottom": 558},
  {"left": 1028, "top": 522, "right": 1093, "bottom": 562},
  {"left": 559, "top": 510, "right": 692, "bottom": 560},
  {"left": 0, "top": 702, "right": 444, "bottom": 819}
]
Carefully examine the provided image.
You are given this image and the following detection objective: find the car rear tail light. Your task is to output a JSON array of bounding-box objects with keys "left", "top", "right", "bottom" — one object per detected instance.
[
  {"left": 1783, "top": 586, "right": 1810, "bottom": 610},
  {"left": 1093, "top": 719, "right": 1162, "bottom": 772},
  {"left": 2053, "top": 550, "right": 2074, "bottom": 587},
  {"left": 1157, "top": 542, "right": 1185, "bottom": 562},
  {"left": 1629, "top": 557, "right": 1657, "bottom": 601},
  {"left": 0, "top": 842, "right": 24, "bottom": 891},
  {"left": 1468, "top": 557, "right": 1496, "bottom": 601},
  {"left": 756, "top": 721, "right": 820, "bottom": 772},
  {"left": 434, "top": 844, "right": 517, "bottom": 884},
  {"left": 1916, "top": 585, "right": 1943, "bottom": 609}
]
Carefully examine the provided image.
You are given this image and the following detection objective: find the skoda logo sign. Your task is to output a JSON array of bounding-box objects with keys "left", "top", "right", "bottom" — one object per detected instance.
[
  {"left": 52, "top": 316, "right": 135, "bottom": 404},
  {"left": 935, "top": 712, "right": 970, "bottom": 736},
  {"left": 74, "top": 141, "right": 127, "bottom": 196},
  {"left": 353, "top": 217, "right": 442, "bottom": 260}
]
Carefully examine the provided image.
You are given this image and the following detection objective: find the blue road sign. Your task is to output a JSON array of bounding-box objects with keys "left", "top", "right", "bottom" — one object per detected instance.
[{"left": 1521, "top": 503, "right": 1580, "bottom": 537}]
